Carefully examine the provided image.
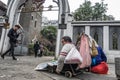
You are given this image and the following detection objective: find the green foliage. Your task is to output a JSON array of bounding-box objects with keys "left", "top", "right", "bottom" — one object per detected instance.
[
  {"left": 28, "top": 43, "right": 34, "bottom": 48},
  {"left": 73, "top": 0, "right": 115, "bottom": 21},
  {"left": 28, "top": 43, "right": 34, "bottom": 55},
  {"left": 74, "top": 1, "right": 93, "bottom": 21},
  {"left": 41, "top": 26, "right": 57, "bottom": 41},
  {"left": 40, "top": 44, "right": 55, "bottom": 56},
  {"left": 40, "top": 26, "right": 57, "bottom": 53}
]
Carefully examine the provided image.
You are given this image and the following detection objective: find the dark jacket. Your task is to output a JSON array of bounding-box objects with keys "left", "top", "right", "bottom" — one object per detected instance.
[
  {"left": 7, "top": 28, "right": 19, "bottom": 43},
  {"left": 34, "top": 43, "right": 40, "bottom": 51}
]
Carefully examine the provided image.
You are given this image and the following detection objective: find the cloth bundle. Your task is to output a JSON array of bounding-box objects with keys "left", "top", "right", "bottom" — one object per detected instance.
[{"left": 78, "top": 34, "right": 92, "bottom": 68}]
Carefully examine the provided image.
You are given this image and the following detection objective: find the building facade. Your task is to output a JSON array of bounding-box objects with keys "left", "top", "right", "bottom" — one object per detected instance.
[
  {"left": 0, "top": 1, "right": 7, "bottom": 16},
  {"left": 42, "top": 17, "right": 58, "bottom": 29},
  {"left": 19, "top": 0, "right": 43, "bottom": 45},
  {"left": 71, "top": 21, "right": 120, "bottom": 63}
]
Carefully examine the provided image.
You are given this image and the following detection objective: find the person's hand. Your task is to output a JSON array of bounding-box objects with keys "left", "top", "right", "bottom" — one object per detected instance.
[{"left": 18, "top": 32, "right": 22, "bottom": 35}]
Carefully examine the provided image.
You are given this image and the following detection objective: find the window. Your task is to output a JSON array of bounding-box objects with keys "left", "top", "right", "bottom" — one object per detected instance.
[
  {"left": 90, "top": 26, "right": 103, "bottom": 48},
  {"left": 109, "top": 26, "right": 120, "bottom": 50},
  {"left": 94, "top": 31, "right": 98, "bottom": 43},
  {"left": 112, "top": 32, "right": 118, "bottom": 50}
]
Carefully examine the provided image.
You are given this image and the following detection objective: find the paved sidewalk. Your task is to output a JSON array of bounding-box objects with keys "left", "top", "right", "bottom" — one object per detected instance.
[
  {"left": 0, "top": 56, "right": 118, "bottom": 80},
  {"left": 0, "top": 56, "right": 55, "bottom": 80},
  {"left": 43, "top": 63, "right": 117, "bottom": 80}
]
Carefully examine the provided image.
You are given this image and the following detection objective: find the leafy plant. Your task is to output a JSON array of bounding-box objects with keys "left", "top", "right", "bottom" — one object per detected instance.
[{"left": 73, "top": 0, "right": 114, "bottom": 21}]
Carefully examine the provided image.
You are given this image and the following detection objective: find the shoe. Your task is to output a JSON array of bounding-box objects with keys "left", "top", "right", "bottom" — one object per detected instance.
[
  {"left": 1, "top": 55, "right": 4, "bottom": 59},
  {"left": 13, "top": 57, "right": 17, "bottom": 60}
]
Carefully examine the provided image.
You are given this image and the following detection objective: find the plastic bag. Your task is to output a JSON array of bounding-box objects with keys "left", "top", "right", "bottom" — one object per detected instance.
[
  {"left": 91, "top": 61, "right": 108, "bottom": 74},
  {"left": 64, "top": 47, "right": 82, "bottom": 64}
]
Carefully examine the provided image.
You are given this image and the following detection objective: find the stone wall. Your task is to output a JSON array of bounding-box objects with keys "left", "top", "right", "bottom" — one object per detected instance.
[{"left": 19, "top": 0, "right": 42, "bottom": 45}]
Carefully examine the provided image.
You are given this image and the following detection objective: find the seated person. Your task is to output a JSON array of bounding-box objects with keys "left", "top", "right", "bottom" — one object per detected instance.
[{"left": 56, "top": 36, "right": 75, "bottom": 74}]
